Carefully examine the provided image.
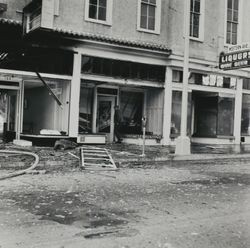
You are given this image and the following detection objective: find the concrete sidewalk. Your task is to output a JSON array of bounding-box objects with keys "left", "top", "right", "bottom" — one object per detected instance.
[
  {"left": 2, "top": 143, "right": 250, "bottom": 171},
  {"left": 107, "top": 143, "right": 250, "bottom": 164}
]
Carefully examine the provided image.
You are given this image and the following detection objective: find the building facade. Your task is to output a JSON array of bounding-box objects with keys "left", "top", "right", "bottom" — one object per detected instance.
[{"left": 1, "top": 0, "right": 250, "bottom": 146}]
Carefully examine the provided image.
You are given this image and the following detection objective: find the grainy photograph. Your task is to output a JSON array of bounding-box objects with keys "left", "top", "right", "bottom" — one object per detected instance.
[{"left": 0, "top": 0, "right": 250, "bottom": 247}]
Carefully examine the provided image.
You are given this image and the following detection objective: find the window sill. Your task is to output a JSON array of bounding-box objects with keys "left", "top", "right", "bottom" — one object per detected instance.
[
  {"left": 189, "top": 36, "right": 204, "bottom": 43},
  {"left": 85, "top": 18, "right": 112, "bottom": 26},
  {"left": 170, "top": 134, "right": 179, "bottom": 138},
  {"left": 192, "top": 135, "right": 235, "bottom": 140},
  {"left": 122, "top": 134, "right": 162, "bottom": 140},
  {"left": 217, "top": 135, "right": 235, "bottom": 139},
  {"left": 137, "top": 28, "right": 160, "bottom": 35}
]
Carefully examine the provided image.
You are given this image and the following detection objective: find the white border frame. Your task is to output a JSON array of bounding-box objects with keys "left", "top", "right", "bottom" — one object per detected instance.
[
  {"left": 137, "top": 0, "right": 161, "bottom": 35},
  {"left": 85, "top": 0, "right": 113, "bottom": 26}
]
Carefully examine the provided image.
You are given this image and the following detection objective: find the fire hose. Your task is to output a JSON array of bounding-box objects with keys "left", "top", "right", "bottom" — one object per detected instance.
[{"left": 0, "top": 150, "right": 39, "bottom": 180}]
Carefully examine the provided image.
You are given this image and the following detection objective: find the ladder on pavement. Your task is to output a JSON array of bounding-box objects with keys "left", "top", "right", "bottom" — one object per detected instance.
[{"left": 79, "top": 146, "right": 117, "bottom": 170}]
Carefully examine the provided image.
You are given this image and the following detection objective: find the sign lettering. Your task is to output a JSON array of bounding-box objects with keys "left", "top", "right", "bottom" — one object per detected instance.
[{"left": 219, "top": 50, "right": 250, "bottom": 70}]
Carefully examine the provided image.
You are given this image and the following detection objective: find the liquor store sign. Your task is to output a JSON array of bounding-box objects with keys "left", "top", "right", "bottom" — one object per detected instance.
[{"left": 219, "top": 42, "right": 250, "bottom": 70}]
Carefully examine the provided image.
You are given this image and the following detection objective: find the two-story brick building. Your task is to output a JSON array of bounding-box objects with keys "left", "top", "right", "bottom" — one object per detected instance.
[{"left": 1, "top": 0, "right": 250, "bottom": 147}]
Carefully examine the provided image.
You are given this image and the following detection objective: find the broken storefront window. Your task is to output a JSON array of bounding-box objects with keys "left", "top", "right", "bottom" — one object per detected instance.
[
  {"left": 79, "top": 86, "right": 93, "bottom": 134},
  {"left": 193, "top": 94, "right": 234, "bottom": 137},
  {"left": 120, "top": 91, "right": 144, "bottom": 135},
  {"left": 241, "top": 94, "right": 250, "bottom": 136},
  {"left": 171, "top": 91, "right": 192, "bottom": 136},
  {"left": 23, "top": 80, "right": 70, "bottom": 135}
]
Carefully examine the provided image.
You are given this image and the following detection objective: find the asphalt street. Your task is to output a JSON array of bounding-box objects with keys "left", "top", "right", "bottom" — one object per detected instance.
[{"left": 0, "top": 159, "right": 250, "bottom": 248}]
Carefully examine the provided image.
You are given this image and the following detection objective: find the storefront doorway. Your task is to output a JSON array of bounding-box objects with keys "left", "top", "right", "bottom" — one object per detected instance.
[
  {"left": 0, "top": 88, "right": 19, "bottom": 142},
  {"left": 97, "top": 96, "right": 115, "bottom": 142}
]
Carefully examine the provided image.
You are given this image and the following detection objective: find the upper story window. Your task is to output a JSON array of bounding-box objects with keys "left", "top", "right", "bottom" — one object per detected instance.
[
  {"left": 29, "top": 6, "right": 42, "bottom": 31},
  {"left": 189, "top": 0, "right": 205, "bottom": 40},
  {"left": 137, "top": 0, "right": 161, "bottom": 34},
  {"left": 85, "top": 0, "right": 113, "bottom": 25},
  {"left": 23, "top": 0, "right": 42, "bottom": 34},
  {"left": 226, "top": 0, "right": 239, "bottom": 45}
]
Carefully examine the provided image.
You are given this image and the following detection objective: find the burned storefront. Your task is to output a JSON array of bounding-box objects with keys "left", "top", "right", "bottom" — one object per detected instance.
[
  {"left": 78, "top": 55, "right": 167, "bottom": 144},
  {"left": 0, "top": 44, "right": 73, "bottom": 145}
]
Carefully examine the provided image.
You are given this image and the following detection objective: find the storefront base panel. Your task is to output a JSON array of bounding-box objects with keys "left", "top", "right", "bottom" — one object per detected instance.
[
  {"left": 77, "top": 134, "right": 106, "bottom": 144},
  {"left": 191, "top": 137, "right": 235, "bottom": 145},
  {"left": 122, "top": 137, "right": 162, "bottom": 146},
  {"left": 240, "top": 136, "right": 250, "bottom": 144},
  {"left": 20, "top": 134, "right": 76, "bottom": 147}
]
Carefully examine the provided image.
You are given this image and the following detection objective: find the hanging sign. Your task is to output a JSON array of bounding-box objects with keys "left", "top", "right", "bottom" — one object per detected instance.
[
  {"left": 219, "top": 42, "right": 250, "bottom": 70},
  {"left": 219, "top": 50, "right": 250, "bottom": 70}
]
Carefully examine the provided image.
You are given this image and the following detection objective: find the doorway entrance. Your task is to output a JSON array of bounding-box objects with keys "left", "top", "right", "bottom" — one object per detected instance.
[
  {"left": 0, "top": 89, "right": 18, "bottom": 142},
  {"left": 97, "top": 96, "right": 115, "bottom": 142}
]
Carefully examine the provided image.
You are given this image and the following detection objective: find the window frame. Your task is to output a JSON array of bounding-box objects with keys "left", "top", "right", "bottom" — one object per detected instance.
[
  {"left": 189, "top": 0, "right": 205, "bottom": 42},
  {"left": 85, "top": 0, "right": 113, "bottom": 26},
  {"left": 137, "top": 0, "right": 161, "bottom": 34},
  {"left": 225, "top": 0, "right": 242, "bottom": 45}
]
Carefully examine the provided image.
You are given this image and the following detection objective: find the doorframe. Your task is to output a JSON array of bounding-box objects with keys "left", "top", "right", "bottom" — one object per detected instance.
[
  {"left": 97, "top": 95, "right": 116, "bottom": 142},
  {"left": 0, "top": 79, "right": 22, "bottom": 140}
]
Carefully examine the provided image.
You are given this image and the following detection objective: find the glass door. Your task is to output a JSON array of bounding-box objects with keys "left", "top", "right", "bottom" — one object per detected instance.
[{"left": 97, "top": 96, "right": 115, "bottom": 142}]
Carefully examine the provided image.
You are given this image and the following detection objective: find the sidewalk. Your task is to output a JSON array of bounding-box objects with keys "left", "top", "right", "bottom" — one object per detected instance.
[
  {"left": 2, "top": 143, "right": 250, "bottom": 171},
  {"left": 107, "top": 143, "right": 250, "bottom": 165}
]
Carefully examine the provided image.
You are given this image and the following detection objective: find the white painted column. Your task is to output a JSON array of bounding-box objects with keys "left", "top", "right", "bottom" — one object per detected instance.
[
  {"left": 175, "top": 0, "right": 191, "bottom": 155},
  {"left": 69, "top": 53, "right": 82, "bottom": 137},
  {"left": 162, "top": 67, "right": 173, "bottom": 146},
  {"left": 143, "top": 90, "right": 147, "bottom": 117},
  {"left": 92, "top": 86, "right": 97, "bottom": 133},
  {"left": 233, "top": 78, "right": 243, "bottom": 144},
  {"left": 19, "top": 81, "right": 24, "bottom": 136},
  {"left": 15, "top": 89, "right": 21, "bottom": 140}
]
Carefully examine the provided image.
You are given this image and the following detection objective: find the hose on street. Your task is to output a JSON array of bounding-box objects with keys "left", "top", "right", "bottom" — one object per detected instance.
[{"left": 0, "top": 150, "right": 39, "bottom": 180}]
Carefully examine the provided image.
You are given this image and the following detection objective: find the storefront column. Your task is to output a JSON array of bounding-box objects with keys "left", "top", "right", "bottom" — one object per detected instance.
[
  {"left": 69, "top": 53, "right": 82, "bottom": 137},
  {"left": 175, "top": 0, "right": 191, "bottom": 155},
  {"left": 92, "top": 86, "right": 97, "bottom": 133},
  {"left": 233, "top": 78, "right": 243, "bottom": 144},
  {"left": 162, "top": 67, "right": 172, "bottom": 145}
]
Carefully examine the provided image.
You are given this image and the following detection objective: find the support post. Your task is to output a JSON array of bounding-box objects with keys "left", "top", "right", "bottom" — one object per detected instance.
[
  {"left": 175, "top": 0, "right": 191, "bottom": 155},
  {"left": 92, "top": 86, "right": 97, "bottom": 133},
  {"left": 16, "top": 88, "right": 21, "bottom": 140},
  {"left": 234, "top": 78, "right": 243, "bottom": 144},
  {"left": 69, "top": 53, "right": 82, "bottom": 137},
  {"left": 141, "top": 116, "right": 147, "bottom": 157},
  {"left": 162, "top": 67, "right": 173, "bottom": 146}
]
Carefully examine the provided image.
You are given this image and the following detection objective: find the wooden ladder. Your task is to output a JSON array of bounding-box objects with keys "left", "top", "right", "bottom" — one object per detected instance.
[{"left": 79, "top": 146, "right": 117, "bottom": 171}]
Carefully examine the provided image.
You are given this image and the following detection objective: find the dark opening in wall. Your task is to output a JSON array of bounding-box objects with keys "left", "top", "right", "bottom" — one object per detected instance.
[
  {"left": 0, "top": 47, "right": 73, "bottom": 75},
  {"left": 81, "top": 56, "right": 166, "bottom": 82}
]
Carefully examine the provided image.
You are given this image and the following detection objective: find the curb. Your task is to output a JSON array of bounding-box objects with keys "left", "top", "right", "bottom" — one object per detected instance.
[{"left": 115, "top": 153, "right": 250, "bottom": 164}]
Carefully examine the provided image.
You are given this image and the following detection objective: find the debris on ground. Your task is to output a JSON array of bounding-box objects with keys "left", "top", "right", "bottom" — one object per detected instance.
[{"left": 54, "top": 139, "right": 77, "bottom": 150}]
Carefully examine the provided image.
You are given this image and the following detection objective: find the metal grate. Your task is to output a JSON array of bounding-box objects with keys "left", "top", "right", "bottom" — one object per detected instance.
[{"left": 80, "top": 146, "right": 117, "bottom": 171}]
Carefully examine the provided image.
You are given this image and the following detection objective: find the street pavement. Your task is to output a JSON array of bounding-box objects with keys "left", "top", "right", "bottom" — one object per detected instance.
[{"left": 0, "top": 148, "right": 250, "bottom": 248}]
